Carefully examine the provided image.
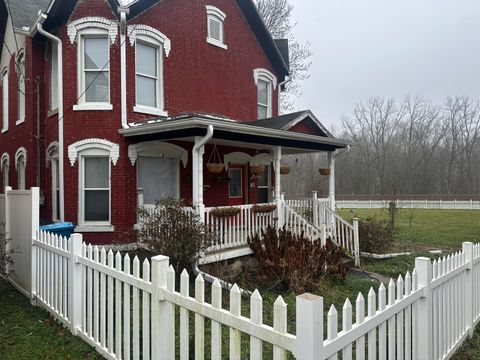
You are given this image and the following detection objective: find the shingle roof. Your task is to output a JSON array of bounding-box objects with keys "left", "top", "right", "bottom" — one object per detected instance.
[
  {"left": 248, "top": 111, "right": 308, "bottom": 130},
  {"left": 4, "top": 0, "right": 50, "bottom": 29}
]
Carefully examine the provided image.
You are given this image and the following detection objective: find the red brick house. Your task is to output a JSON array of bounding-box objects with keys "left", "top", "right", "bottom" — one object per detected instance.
[{"left": 0, "top": 0, "right": 357, "bottom": 263}]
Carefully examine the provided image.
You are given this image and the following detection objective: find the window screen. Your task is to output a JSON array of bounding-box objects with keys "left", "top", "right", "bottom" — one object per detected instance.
[
  {"left": 83, "top": 156, "right": 109, "bottom": 222},
  {"left": 137, "top": 157, "right": 178, "bottom": 204},
  {"left": 83, "top": 37, "right": 109, "bottom": 103},
  {"left": 228, "top": 168, "right": 242, "bottom": 197}
]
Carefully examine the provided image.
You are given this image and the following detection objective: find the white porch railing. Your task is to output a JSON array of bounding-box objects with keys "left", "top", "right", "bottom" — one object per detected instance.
[{"left": 204, "top": 203, "right": 276, "bottom": 252}]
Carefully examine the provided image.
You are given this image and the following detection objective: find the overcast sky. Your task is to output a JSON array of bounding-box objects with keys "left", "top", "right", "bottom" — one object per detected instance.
[{"left": 290, "top": 0, "right": 480, "bottom": 128}]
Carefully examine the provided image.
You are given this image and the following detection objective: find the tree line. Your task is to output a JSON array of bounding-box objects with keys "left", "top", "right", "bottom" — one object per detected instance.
[{"left": 283, "top": 96, "right": 480, "bottom": 197}]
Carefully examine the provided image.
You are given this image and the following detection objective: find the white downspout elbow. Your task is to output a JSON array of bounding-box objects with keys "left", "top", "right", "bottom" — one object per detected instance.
[
  {"left": 37, "top": 16, "right": 65, "bottom": 222},
  {"left": 193, "top": 125, "right": 214, "bottom": 153}
]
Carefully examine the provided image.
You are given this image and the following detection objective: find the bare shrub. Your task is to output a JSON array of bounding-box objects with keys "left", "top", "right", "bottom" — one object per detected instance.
[
  {"left": 248, "top": 226, "right": 348, "bottom": 293},
  {"left": 137, "top": 199, "right": 216, "bottom": 271},
  {"left": 357, "top": 216, "right": 394, "bottom": 253}
]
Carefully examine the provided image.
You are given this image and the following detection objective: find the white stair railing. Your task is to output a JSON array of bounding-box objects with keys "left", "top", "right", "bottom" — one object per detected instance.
[{"left": 284, "top": 204, "right": 323, "bottom": 244}]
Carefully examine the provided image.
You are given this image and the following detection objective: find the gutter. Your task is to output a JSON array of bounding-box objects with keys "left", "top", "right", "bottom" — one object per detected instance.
[
  {"left": 119, "top": 117, "right": 353, "bottom": 148},
  {"left": 37, "top": 13, "right": 65, "bottom": 222}
]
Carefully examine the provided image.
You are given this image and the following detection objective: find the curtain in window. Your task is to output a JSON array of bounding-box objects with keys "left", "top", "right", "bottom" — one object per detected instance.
[{"left": 138, "top": 157, "right": 177, "bottom": 204}]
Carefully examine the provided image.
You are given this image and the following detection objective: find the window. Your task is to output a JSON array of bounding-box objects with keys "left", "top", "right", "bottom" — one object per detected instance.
[
  {"left": 228, "top": 168, "right": 242, "bottom": 198},
  {"left": 82, "top": 156, "right": 110, "bottom": 223},
  {"left": 17, "top": 155, "right": 25, "bottom": 190},
  {"left": 135, "top": 39, "right": 163, "bottom": 112},
  {"left": 257, "top": 165, "right": 271, "bottom": 203},
  {"left": 68, "top": 138, "right": 119, "bottom": 231},
  {"left": 73, "top": 32, "right": 112, "bottom": 110},
  {"left": 1, "top": 153, "right": 9, "bottom": 192},
  {"left": 137, "top": 157, "right": 178, "bottom": 204},
  {"left": 16, "top": 51, "right": 25, "bottom": 124},
  {"left": 49, "top": 42, "right": 58, "bottom": 111},
  {"left": 257, "top": 78, "right": 271, "bottom": 119},
  {"left": 51, "top": 156, "right": 60, "bottom": 221},
  {"left": 206, "top": 5, "right": 227, "bottom": 49},
  {"left": 254, "top": 69, "right": 277, "bottom": 120},
  {"left": 2, "top": 68, "right": 8, "bottom": 132}
]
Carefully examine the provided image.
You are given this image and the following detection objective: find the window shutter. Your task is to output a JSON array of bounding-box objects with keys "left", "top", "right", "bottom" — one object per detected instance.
[{"left": 209, "top": 17, "right": 223, "bottom": 42}]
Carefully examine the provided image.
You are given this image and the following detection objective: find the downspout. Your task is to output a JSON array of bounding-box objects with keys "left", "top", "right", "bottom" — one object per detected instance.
[
  {"left": 118, "top": 7, "right": 129, "bottom": 129},
  {"left": 193, "top": 125, "right": 214, "bottom": 154},
  {"left": 277, "top": 76, "right": 291, "bottom": 115},
  {"left": 192, "top": 125, "right": 213, "bottom": 207},
  {"left": 35, "top": 77, "right": 40, "bottom": 188},
  {"left": 37, "top": 15, "right": 64, "bottom": 222}
]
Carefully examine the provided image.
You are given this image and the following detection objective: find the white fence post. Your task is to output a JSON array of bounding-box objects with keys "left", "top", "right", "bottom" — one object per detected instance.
[
  {"left": 4, "top": 186, "right": 11, "bottom": 275},
  {"left": 312, "top": 191, "right": 319, "bottom": 228},
  {"left": 69, "top": 233, "right": 83, "bottom": 335},
  {"left": 415, "top": 257, "right": 432, "bottom": 359},
  {"left": 353, "top": 218, "right": 360, "bottom": 267},
  {"left": 30, "top": 188, "right": 40, "bottom": 303},
  {"left": 463, "top": 242, "right": 474, "bottom": 336},
  {"left": 296, "top": 293, "right": 323, "bottom": 360},
  {"left": 151, "top": 255, "right": 174, "bottom": 360}
]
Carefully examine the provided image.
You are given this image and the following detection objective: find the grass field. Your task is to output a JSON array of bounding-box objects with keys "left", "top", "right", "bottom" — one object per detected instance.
[
  {"left": 0, "top": 279, "right": 101, "bottom": 360},
  {"left": 338, "top": 208, "right": 480, "bottom": 251}
]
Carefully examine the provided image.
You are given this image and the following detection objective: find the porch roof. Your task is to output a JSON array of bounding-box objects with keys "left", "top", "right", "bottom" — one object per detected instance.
[{"left": 119, "top": 112, "right": 352, "bottom": 153}]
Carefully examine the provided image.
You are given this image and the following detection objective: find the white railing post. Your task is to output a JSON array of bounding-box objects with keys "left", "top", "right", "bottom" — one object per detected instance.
[
  {"left": 463, "top": 242, "right": 474, "bottom": 336},
  {"left": 353, "top": 218, "right": 360, "bottom": 267},
  {"left": 151, "top": 255, "right": 174, "bottom": 360},
  {"left": 276, "top": 194, "right": 285, "bottom": 230},
  {"left": 69, "top": 233, "right": 83, "bottom": 335},
  {"left": 415, "top": 257, "right": 432, "bottom": 359},
  {"left": 296, "top": 293, "right": 324, "bottom": 360},
  {"left": 320, "top": 223, "right": 327, "bottom": 246},
  {"left": 312, "top": 191, "right": 319, "bottom": 228}
]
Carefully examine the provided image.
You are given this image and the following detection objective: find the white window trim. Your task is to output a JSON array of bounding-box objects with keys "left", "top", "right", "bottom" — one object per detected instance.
[
  {"left": 128, "top": 25, "right": 171, "bottom": 116},
  {"left": 46, "top": 141, "right": 59, "bottom": 167},
  {"left": 67, "top": 17, "right": 118, "bottom": 45},
  {"left": 254, "top": 69, "right": 277, "bottom": 119},
  {"left": 2, "top": 67, "right": 8, "bottom": 133},
  {"left": 51, "top": 153, "right": 59, "bottom": 222},
  {"left": 16, "top": 50, "right": 25, "bottom": 125},
  {"left": 1, "top": 152, "right": 9, "bottom": 191},
  {"left": 77, "top": 149, "right": 111, "bottom": 227},
  {"left": 74, "top": 28, "right": 113, "bottom": 110},
  {"left": 15, "top": 147, "right": 26, "bottom": 190},
  {"left": 206, "top": 5, "right": 227, "bottom": 50},
  {"left": 68, "top": 138, "right": 119, "bottom": 167}
]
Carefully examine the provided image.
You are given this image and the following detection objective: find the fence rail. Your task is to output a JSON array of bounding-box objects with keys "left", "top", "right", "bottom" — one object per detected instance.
[
  {"left": 337, "top": 199, "right": 480, "bottom": 210},
  {"left": 19, "top": 228, "right": 480, "bottom": 359}
]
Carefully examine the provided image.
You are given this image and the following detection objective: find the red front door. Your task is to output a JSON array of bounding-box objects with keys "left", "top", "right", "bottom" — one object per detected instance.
[{"left": 228, "top": 165, "right": 245, "bottom": 205}]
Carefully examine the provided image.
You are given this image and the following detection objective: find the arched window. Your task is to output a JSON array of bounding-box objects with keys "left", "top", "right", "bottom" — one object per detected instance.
[
  {"left": 16, "top": 50, "right": 25, "bottom": 125},
  {"left": 1, "top": 67, "right": 8, "bottom": 132},
  {"left": 15, "top": 147, "right": 27, "bottom": 190},
  {"left": 254, "top": 69, "right": 277, "bottom": 119},
  {"left": 206, "top": 5, "right": 227, "bottom": 49},
  {"left": 1, "top": 153, "right": 9, "bottom": 192}
]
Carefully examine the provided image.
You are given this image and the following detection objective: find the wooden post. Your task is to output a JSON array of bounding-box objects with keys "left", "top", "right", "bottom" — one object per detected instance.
[
  {"left": 151, "top": 255, "right": 174, "bottom": 360},
  {"left": 296, "top": 293, "right": 323, "bottom": 360},
  {"left": 69, "top": 233, "right": 83, "bottom": 335},
  {"left": 415, "top": 257, "right": 432, "bottom": 359},
  {"left": 463, "top": 242, "right": 474, "bottom": 336},
  {"left": 353, "top": 218, "right": 360, "bottom": 267}
]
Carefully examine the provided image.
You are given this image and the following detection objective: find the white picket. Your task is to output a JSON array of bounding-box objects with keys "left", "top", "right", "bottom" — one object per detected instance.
[
  {"left": 230, "top": 284, "right": 242, "bottom": 360},
  {"left": 356, "top": 293, "right": 365, "bottom": 360},
  {"left": 100, "top": 248, "right": 107, "bottom": 349},
  {"left": 378, "top": 284, "right": 387, "bottom": 360},
  {"left": 327, "top": 305, "right": 338, "bottom": 360},
  {"left": 342, "top": 299, "right": 352, "bottom": 360},
  {"left": 195, "top": 274, "right": 205, "bottom": 360},
  {"left": 250, "top": 289, "right": 263, "bottom": 360},
  {"left": 142, "top": 259, "right": 151, "bottom": 360},
  {"left": 132, "top": 256, "right": 140, "bottom": 360},
  {"left": 211, "top": 280, "right": 222, "bottom": 360},
  {"left": 388, "top": 279, "right": 396, "bottom": 360},
  {"left": 115, "top": 251, "right": 122, "bottom": 357},
  {"left": 124, "top": 254, "right": 131, "bottom": 360},
  {"left": 367, "top": 288, "right": 376, "bottom": 360},
  {"left": 180, "top": 270, "right": 189, "bottom": 360}
]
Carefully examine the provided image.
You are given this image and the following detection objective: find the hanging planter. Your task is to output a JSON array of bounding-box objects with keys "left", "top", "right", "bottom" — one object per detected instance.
[
  {"left": 250, "top": 164, "right": 266, "bottom": 175},
  {"left": 209, "top": 207, "right": 241, "bottom": 218},
  {"left": 280, "top": 164, "right": 291, "bottom": 175},
  {"left": 319, "top": 168, "right": 331, "bottom": 176},
  {"left": 207, "top": 143, "right": 224, "bottom": 174}
]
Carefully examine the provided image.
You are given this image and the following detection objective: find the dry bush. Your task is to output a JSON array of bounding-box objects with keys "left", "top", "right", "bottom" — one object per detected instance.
[
  {"left": 248, "top": 226, "right": 348, "bottom": 293},
  {"left": 137, "top": 199, "right": 216, "bottom": 271},
  {"left": 357, "top": 216, "right": 394, "bottom": 253}
]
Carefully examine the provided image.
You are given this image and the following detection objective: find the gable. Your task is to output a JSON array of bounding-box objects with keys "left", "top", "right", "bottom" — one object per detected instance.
[
  {"left": 289, "top": 118, "right": 328, "bottom": 137},
  {"left": 0, "top": 1, "right": 7, "bottom": 60}
]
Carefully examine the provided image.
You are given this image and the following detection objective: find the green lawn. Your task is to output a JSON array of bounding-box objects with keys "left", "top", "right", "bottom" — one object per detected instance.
[
  {"left": 338, "top": 208, "right": 480, "bottom": 251},
  {"left": 0, "top": 279, "right": 101, "bottom": 360}
]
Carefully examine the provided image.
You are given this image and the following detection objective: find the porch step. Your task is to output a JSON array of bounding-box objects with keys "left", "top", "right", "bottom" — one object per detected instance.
[{"left": 200, "top": 245, "right": 253, "bottom": 265}]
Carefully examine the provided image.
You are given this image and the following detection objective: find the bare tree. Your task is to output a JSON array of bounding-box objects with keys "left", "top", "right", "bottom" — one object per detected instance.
[{"left": 257, "top": 0, "right": 312, "bottom": 112}]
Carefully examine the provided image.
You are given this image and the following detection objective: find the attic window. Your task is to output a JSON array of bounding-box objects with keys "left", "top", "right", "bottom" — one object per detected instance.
[{"left": 206, "top": 5, "right": 227, "bottom": 50}]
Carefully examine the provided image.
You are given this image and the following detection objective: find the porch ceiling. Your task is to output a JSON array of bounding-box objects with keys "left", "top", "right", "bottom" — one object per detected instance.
[{"left": 119, "top": 114, "right": 352, "bottom": 154}]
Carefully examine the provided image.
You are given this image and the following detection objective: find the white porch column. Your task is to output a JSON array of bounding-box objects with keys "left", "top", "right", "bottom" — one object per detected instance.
[
  {"left": 328, "top": 152, "right": 335, "bottom": 211},
  {"left": 273, "top": 146, "right": 282, "bottom": 201},
  {"left": 192, "top": 136, "right": 205, "bottom": 217}
]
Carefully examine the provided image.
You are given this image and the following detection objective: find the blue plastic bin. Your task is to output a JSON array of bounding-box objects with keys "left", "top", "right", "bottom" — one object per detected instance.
[{"left": 39, "top": 222, "right": 75, "bottom": 238}]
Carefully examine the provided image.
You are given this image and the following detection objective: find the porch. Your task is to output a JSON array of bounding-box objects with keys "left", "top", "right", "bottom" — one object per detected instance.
[{"left": 121, "top": 111, "right": 359, "bottom": 265}]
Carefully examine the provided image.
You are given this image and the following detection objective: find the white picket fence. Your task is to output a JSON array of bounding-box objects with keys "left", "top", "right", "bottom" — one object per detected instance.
[
  {"left": 29, "top": 227, "right": 480, "bottom": 360},
  {"left": 337, "top": 199, "right": 480, "bottom": 210}
]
